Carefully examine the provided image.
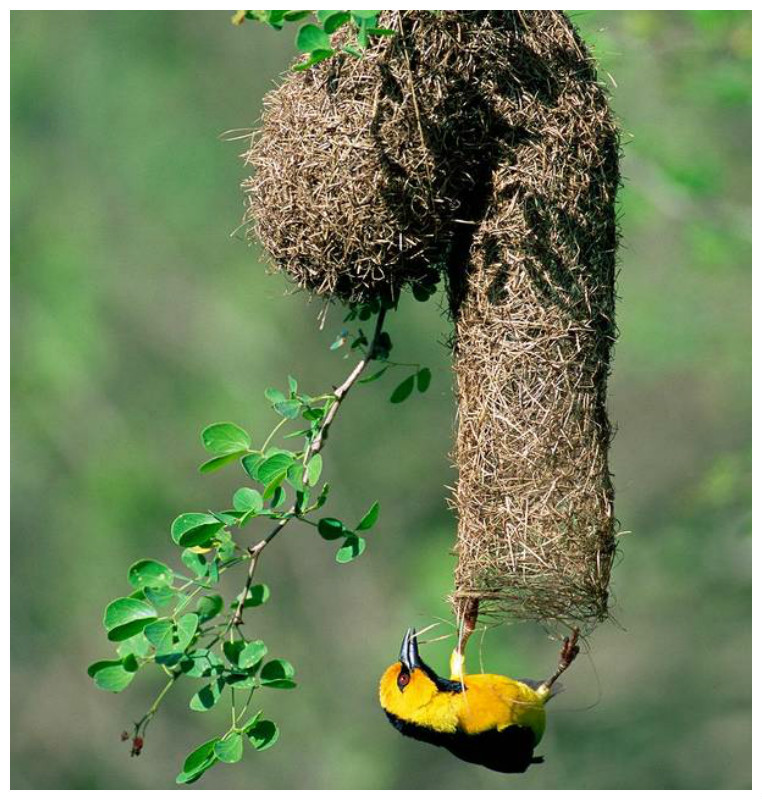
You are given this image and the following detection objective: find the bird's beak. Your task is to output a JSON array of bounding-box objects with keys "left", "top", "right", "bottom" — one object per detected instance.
[{"left": 399, "top": 628, "right": 422, "bottom": 671}]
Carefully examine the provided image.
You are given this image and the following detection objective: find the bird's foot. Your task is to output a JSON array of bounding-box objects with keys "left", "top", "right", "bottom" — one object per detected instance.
[
  {"left": 538, "top": 627, "right": 581, "bottom": 699},
  {"left": 559, "top": 628, "right": 580, "bottom": 670}
]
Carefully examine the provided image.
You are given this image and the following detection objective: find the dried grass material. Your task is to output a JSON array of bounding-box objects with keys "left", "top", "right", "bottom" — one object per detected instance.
[
  {"left": 244, "top": 11, "right": 619, "bottom": 628},
  {"left": 448, "top": 14, "right": 619, "bottom": 627},
  {"left": 243, "top": 11, "right": 527, "bottom": 303}
]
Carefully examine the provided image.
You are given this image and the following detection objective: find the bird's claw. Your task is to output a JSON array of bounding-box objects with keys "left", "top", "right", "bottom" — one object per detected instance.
[{"left": 560, "top": 628, "right": 580, "bottom": 668}]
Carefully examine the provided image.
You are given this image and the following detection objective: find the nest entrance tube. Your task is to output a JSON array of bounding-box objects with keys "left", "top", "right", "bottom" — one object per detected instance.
[{"left": 245, "top": 11, "right": 619, "bottom": 631}]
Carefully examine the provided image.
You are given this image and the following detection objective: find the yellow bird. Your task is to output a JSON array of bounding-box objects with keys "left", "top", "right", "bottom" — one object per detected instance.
[{"left": 379, "top": 628, "right": 579, "bottom": 773}]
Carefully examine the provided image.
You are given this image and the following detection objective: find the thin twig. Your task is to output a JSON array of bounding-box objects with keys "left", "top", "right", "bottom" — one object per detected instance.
[
  {"left": 230, "top": 309, "right": 388, "bottom": 628},
  {"left": 133, "top": 672, "right": 180, "bottom": 737}
]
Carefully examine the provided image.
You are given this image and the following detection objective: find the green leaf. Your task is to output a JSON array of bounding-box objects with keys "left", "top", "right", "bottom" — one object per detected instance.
[
  {"left": 88, "top": 660, "right": 136, "bottom": 693},
  {"left": 175, "top": 759, "right": 217, "bottom": 785},
  {"left": 239, "top": 640, "right": 268, "bottom": 670},
  {"left": 322, "top": 10, "right": 351, "bottom": 33},
  {"left": 269, "top": 484, "right": 287, "bottom": 508},
  {"left": 287, "top": 375, "right": 298, "bottom": 396},
  {"left": 359, "top": 366, "right": 388, "bottom": 384},
  {"left": 223, "top": 639, "right": 246, "bottom": 667},
  {"left": 284, "top": 427, "right": 312, "bottom": 440},
  {"left": 260, "top": 658, "right": 297, "bottom": 689},
  {"left": 122, "top": 653, "right": 140, "bottom": 672},
  {"left": 234, "top": 583, "right": 270, "bottom": 610},
  {"left": 248, "top": 583, "right": 271, "bottom": 607},
  {"left": 286, "top": 462, "right": 304, "bottom": 488},
  {"left": 356, "top": 20, "right": 369, "bottom": 48},
  {"left": 263, "top": 477, "right": 284, "bottom": 502},
  {"left": 375, "top": 330, "right": 393, "bottom": 358},
  {"left": 176, "top": 738, "right": 219, "bottom": 784},
  {"left": 293, "top": 48, "right": 335, "bottom": 71},
  {"left": 144, "top": 585, "right": 176, "bottom": 608},
  {"left": 295, "top": 487, "right": 310, "bottom": 514},
  {"left": 182, "top": 737, "right": 218, "bottom": 771},
  {"left": 283, "top": 10, "right": 311, "bottom": 21},
  {"left": 390, "top": 375, "right": 415, "bottom": 403},
  {"left": 306, "top": 454, "right": 323, "bottom": 486},
  {"left": 215, "top": 734, "right": 244, "bottom": 764},
  {"left": 176, "top": 613, "right": 199, "bottom": 650},
  {"left": 296, "top": 23, "right": 331, "bottom": 52},
  {"left": 367, "top": 26, "right": 396, "bottom": 36},
  {"left": 265, "top": 387, "right": 286, "bottom": 404},
  {"left": 274, "top": 399, "right": 302, "bottom": 419},
  {"left": 103, "top": 597, "right": 157, "bottom": 642},
  {"left": 128, "top": 559, "right": 173, "bottom": 590},
  {"left": 196, "top": 594, "right": 224, "bottom": 622},
  {"left": 201, "top": 422, "right": 250, "bottom": 456},
  {"left": 233, "top": 487, "right": 264, "bottom": 514},
  {"left": 216, "top": 529, "right": 237, "bottom": 561},
  {"left": 206, "top": 558, "right": 220, "bottom": 587},
  {"left": 144, "top": 619, "right": 174, "bottom": 654},
  {"left": 181, "top": 548, "right": 208, "bottom": 577},
  {"left": 242, "top": 453, "right": 264, "bottom": 481},
  {"left": 264, "top": 10, "right": 288, "bottom": 28},
  {"left": 318, "top": 517, "right": 346, "bottom": 540},
  {"left": 336, "top": 534, "right": 366, "bottom": 564},
  {"left": 190, "top": 678, "right": 225, "bottom": 712},
  {"left": 302, "top": 406, "right": 324, "bottom": 422},
  {"left": 242, "top": 711, "right": 263, "bottom": 731},
  {"left": 180, "top": 649, "right": 223, "bottom": 678},
  {"left": 315, "top": 483, "right": 331, "bottom": 509},
  {"left": 246, "top": 719, "right": 280, "bottom": 751},
  {"left": 357, "top": 501, "right": 380, "bottom": 531},
  {"left": 117, "top": 632, "right": 152, "bottom": 660},
  {"left": 412, "top": 282, "right": 434, "bottom": 302},
  {"left": 351, "top": 10, "right": 381, "bottom": 20},
  {"left": 171, "top": 513, "right": 223, "bottom": 548},
  {"left": 211, "top": 510, "right": 243, "bottom": 526},
  {"left": 416, "top": 367, "right": 432, "bottom": 393},
  {"left": 199, "top": 452, "right": 242, "bottom": 474},
  {"left": 258, "top": 453, "right": 294, "bottom": 486},
  {"left": 228, "top": 673, "right": 259, "bottom": 691}
]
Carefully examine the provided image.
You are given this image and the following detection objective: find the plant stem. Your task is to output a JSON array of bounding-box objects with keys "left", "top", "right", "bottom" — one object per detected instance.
[
  {"left": 134, "top": 672, "right": 180, "bottom": 737},
  {"left": 229, "top": 308, "right": 388, "bottom": 629},
  {"left": 260, "top": 416, "right": 289, "bottom": 452}
]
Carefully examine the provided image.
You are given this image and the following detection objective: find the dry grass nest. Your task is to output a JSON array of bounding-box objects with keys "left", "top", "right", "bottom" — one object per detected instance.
[{"left": 243, "top": 11, "right": 620, "bottom": 630}]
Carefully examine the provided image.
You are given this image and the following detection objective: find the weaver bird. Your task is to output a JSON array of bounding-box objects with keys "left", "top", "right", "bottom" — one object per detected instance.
[{"left": 379, "top": 628, "right": 579, "bottom": 773}]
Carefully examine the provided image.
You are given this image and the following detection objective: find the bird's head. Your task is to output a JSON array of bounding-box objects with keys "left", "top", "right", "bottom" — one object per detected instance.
[{"left": 379, "top": 628, "right": 463, "bottom": 731}]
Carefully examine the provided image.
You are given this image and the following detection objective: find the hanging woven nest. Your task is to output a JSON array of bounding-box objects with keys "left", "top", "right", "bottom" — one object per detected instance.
[{"left": 243, "top": 10, "right": 620, "bottom": 630}]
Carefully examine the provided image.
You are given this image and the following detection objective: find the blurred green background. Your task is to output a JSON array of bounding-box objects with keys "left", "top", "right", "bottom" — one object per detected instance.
[{"left": 11, "top": 10, "right": 751, "bottom": 790}]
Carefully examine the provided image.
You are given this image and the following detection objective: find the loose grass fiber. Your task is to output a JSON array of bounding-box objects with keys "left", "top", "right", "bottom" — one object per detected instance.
[{"left": 244, "top": 11, "right": 619, "bottom": 629}]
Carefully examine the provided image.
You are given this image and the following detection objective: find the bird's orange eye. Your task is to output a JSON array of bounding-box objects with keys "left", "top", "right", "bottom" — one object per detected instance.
[{"left": 397, "top": 669, "right": 410, "bottom": 690}]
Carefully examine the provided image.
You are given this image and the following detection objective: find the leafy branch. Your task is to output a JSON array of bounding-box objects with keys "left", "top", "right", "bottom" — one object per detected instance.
[
  {"left": 229, "top": 306, "right": 387, "bottom": 630},
  {"left": 88, "top": 296, "right": 434, "bottom": 784},
  {"left": 232, "top": 10, "right": 396, "bottom": 70}
]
